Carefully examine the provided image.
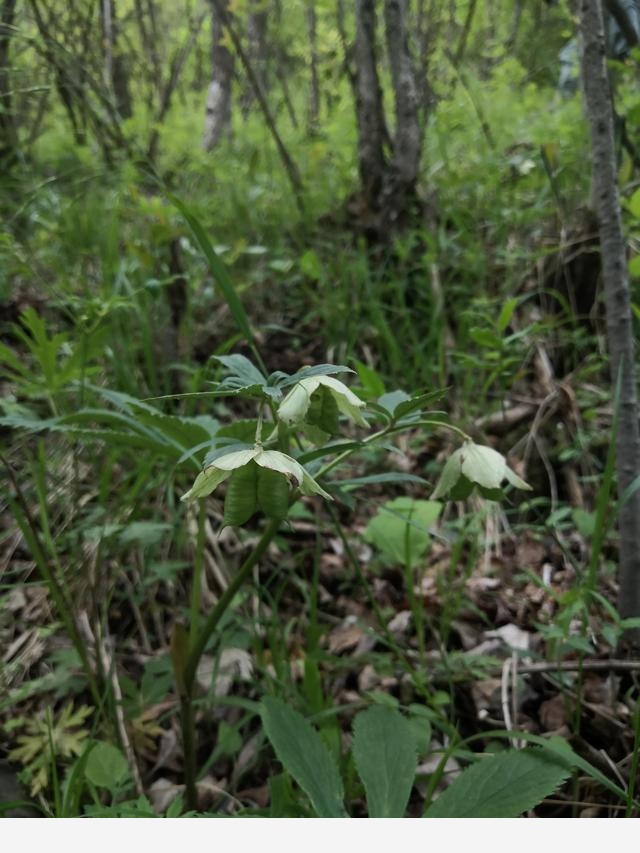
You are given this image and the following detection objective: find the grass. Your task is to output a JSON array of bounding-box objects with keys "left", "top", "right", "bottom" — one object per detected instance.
[{"left": 2, "top": 48, "right": 639, "bottom": 817}]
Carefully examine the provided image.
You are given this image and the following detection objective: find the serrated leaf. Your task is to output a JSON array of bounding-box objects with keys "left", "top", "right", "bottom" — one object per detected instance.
[
  {"left": 85, "top": 742, "right": 129, "bottom": 791},
  {"left": 352, "top": 705, "right": 417, "bottom": 818},
  {"left": 392, "top": 389, "right": 448, "bottom": 421},
  {"left": 261, "top": 696, "right": 347, "bottom": 818},
  {"left": 377, "top": 389, "right": 411, "bottom": 415},
  {"left": 280, "top": 364, "right": 354, "bottom": 388},
  {"left": 425, "top": 749, "right": 571, "bottom": 818},
  {"left": 213, "top": 354, "right": 266, "bottom": 386}
]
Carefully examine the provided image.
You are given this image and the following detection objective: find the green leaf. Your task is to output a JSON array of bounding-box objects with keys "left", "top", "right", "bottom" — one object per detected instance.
[
  {"left": 497, "top": 298, "right": 519, "bottom": 333},
  {"left": 84, "top": 742, "right": 129, "bottom": 792},
  {"left": 377, "top": 389, "right": 411, "bottom": 415},
  {"left": 213, "top": 354, "right": 266, "bottom": 386},
  {"left": 169, "top": 195, "right": 259, "bottom": 362},
  {"left": 279, "top": 364, "right": 353, "bottom": 388},
  {"left": 330, "top": 472, "right": 428, "bottom": 489},
  {"left": 425, "top": 749, "right": 571, "bottom": 818},
  {"left": 392, "top": 389, "right": 448, "bottom": 421},
  {"left": 352, "top": 705, "right": 417, "bottom": 818},
  {"left": 629, "top": 256, "right": 640, "bottom": 278},
  {"left": 261, "top": 696, "right": 347, "bottom": 818},
  {"left": 364, "top": 498, "right": 441, "bottom": 567},
  {"left": 469, "top": 327, "right": 503, "bottom": 349},
  {"left": 627, "top": 187, "right": 640, "bottom": 219}
]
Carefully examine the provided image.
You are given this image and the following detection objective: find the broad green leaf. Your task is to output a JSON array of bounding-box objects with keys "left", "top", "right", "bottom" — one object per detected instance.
[
  {"left": 391, "top": 389, "right": 448, "bottom": 422},
  {"left": 213, "top": 354, "right": 266, "bottom": 386},
  {"left": 85, "top": 742, "right": 129, "bottom": 791},
  {"left": 425, "top": 749, "right": 571, "bottom": 818},
  {"left": 279, "top": 364, "right": 354, "bottom": 387},
  {"left": 364, "top": 498, "right": 441, "bottom": 567},
  {"left": 352, "top": 705, "right": 417, "bottom": 818},
  {"left": 261, "top": 696, "right": 347, "bottom": 818},
  {"left": 627, "top": 187, "right": 640, "bottom": 219},
  {"left": 377, "top": 389, "right": 411, "bottom": 415}
]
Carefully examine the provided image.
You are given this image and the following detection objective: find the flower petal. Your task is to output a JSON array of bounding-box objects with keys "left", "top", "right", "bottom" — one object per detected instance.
[
  {"left": 431, "top": 448, "right": 464, "bottom": 499},
  {"left": 316, "top": 375, "right": 368, "bottom": 427},
  {"left": 504, "top": 465, "right": 532, "bottom": 491},
  {"left": 459, "top": 443, "right": 506, "bottom": 490},
  {"left": 181, "top": 467, "right": 231, "bottom": 502},
  {"left": 299, "top": 469, "right": 333, "bottom": 500},
  {"left": 254, "top": 448, "right": 305, "bottom": 486},
  {"left": 213, "top": 447, "right": 261, "bottom": 471}
]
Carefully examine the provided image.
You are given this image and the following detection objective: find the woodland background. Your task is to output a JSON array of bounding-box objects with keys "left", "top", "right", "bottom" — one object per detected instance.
[{"left": 2, "top": 0, "right": 640, "bottom": 819}]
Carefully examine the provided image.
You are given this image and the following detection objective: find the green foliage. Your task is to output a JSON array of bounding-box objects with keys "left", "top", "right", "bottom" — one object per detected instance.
[
  {"left": 260, "top": 696, "right": 347, "bottom": 818},
  {"left": 424, "top": 749, "right": 572, "bottom": 818},
  {"left": 8, "top": 704, "right": 92, "bottom": 796},
  {"left": 364, "top": 498, "right": 442, "bottom": 568},
  {"left": 352, "top": 705, "right": 417, "bottom": 818},
  {"left": 84, "top": 742, "right": 130, "bottom": 792}
]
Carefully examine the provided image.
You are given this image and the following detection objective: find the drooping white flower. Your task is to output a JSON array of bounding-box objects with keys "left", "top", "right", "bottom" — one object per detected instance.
[
  {"left": 432, "top": 441, "right": 531, "bottom": 500},
  {"left": 181, "top": 445, "right": 332, "bottom": 503},
  {"left": 278, "top": 375, "right": 367, "bottom": 428}
]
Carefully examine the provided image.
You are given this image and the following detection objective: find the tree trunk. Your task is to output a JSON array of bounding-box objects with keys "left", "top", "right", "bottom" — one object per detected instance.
[
  {"left": 202, "top": 0, "right": 233, "bottom": 150},
  {"left": 384, "top": 0, "right": 421, "bottom": 209},
  {"left": 0, "top": 0, "right": 19, "bottom": 169},
  {"left": 579, "top": 0, "right": 640, "bottom": 644},
  {"left": 100, "top": 0, "right": 132, "bottom": 119},
  {"left": 242, "top": 0, "right": 268, "bottom": 115},
  {"left": 354, "top": 0, "right": 386, "bottom": 213},
  {"left": 306, "top": 2, "right": 320, "bottom": 133}
]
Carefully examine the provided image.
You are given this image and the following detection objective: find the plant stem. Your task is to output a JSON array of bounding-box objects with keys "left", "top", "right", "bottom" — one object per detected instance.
[
  {"left": 180, "top": 516, "right": 281, "bottom": 809},
  {"left": 188, "top": 501, "right": 207, "bottom": 645}
]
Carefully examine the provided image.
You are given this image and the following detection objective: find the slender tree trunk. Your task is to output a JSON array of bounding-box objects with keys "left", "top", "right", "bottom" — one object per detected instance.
[
  {"left": 202, "top": 0, "right": 234, "bottom": 150},
  {"left": 242, "top": 0, "right": 268, "bottom": 114},
  {"left": 384, "top": 0, "right": 421, "bottom": 205},
  {"left": 307, "top": 2, "right": 320, "bottom": 133},
  {"left": 579, "top": 0, "right": 640, "bottom": 643},
  {"left": 211, "top": 0, "right": 305, "bottom": 213},
  {"left": 354, "top": 0, "right": 386, "bottom": 212},
  {"left": 100, "top": 0, "right": 132, "bottom": 119},
  {"left": 0, "top": 0, "right": 19, "bottom": 169}
]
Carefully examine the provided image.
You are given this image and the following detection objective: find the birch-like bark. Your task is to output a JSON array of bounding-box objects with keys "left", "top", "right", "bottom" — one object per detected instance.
[
  {"left": 203, "top": 0, "right": 233, "bottom": 150},
  {"left": 579, "top": 0, "right": 640, "bottom": 640},
  {"left": 355, "top": 0, "right": 386, "bottom": 210}
]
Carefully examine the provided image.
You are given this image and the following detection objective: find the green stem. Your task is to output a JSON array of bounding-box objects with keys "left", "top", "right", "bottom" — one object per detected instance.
[
  {"left": 180, "top": 516, "right": 281, "bottom": 809},
  {"left": 314, "top": 419, "right": 470, "bottom": 481},
  {"left": 189, "top": 501, "right": 207, "bottom": 645}
]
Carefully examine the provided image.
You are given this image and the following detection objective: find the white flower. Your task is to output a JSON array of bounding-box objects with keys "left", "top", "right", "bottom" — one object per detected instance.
[
  {"left": 181, "top": 445, "right": 332, "bottom": 502},
  {"left": 278, "top": 375, "right": 367, "bottom": 428},
  {"left": 432, "top": 441, "right": 531, "bottom": 500}
]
